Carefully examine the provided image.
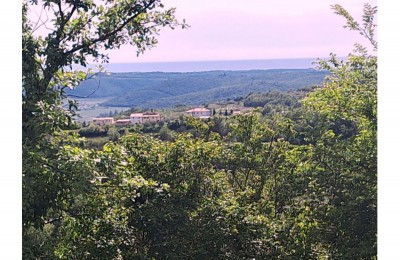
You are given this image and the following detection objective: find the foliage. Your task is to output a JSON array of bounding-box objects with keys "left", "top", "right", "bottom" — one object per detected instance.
[
  {"left": 332, "top": 3, "right": 377, "bottom": 50},
  {"left": 23, "top": 1, "right": 377, "bottom": 259},
  {"left": 297, "top": 4, "right": 377, "bottom": 257},
  {"left": 23, "top": 0, "right": 185, "bottom": 256},
  {"left": 243, "top": 90, "right": 301, "bottom": 108},
  {"left": 300, "top": 50, "right": 377, "bottom": 258},
  {"left": 158, "top": 124, "right": 175, "bottom": 141},
  {"left": 78, "top": 124, "right": 108, "bottom": 138},
  {"left": 107, "top": 126, "right": 121, "bottom": 141}
]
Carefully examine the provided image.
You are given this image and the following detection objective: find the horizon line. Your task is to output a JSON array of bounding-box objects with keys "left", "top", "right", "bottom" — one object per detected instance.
[{"left": 95, "top": 57, "right": 334, "bottom": 65}]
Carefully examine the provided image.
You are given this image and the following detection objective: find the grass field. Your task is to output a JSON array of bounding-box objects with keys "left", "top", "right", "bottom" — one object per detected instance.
[{"left": 71, "top": 98, "right": 130, "bottom": 122}]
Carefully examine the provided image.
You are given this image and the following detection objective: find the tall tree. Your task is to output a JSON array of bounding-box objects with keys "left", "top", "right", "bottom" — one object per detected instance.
[
  {"left": 299, "top": 3, "right": 377, "bottom": 258},
  {"left": 23, "top": 0, "right": 185, "bottom": 234}
]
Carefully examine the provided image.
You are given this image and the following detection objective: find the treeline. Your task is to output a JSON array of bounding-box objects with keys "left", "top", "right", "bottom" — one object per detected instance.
[{"left": 243, "top": 90, "right": 301, "bottom": 108}]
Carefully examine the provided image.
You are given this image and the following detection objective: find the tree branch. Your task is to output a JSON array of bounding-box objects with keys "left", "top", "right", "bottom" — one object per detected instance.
[
  {"left": 32, "top": 5, "right": 45, "bottom": 32},
  {"left": 57, "top": 0, "right": 64, "bottom": 21},
  {"left": 57, "top": 4, "right": 77, "bottom": 41},
  {"left": 32, "top": 7, "right": 50, "bottom": 33},
  {"left": 65, "top": 0, "right": 157, "bottom": 56},
  {"left": 67, "top": 78, "right": 101, "bottom": 98}
]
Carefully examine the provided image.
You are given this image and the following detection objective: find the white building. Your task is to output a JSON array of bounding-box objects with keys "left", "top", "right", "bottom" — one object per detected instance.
[
  {"left": 129, "top": 113, "right": 161, "bottom": 124},
  {"left": 92, "top": 117, "right": 114, "bottom": 126},
  {"left": 186, "top": 108, "right": 212, "bottom": 119},
  {"left": 115, "top": 119, "right": 131, "bottom": 126},
  {"left": 232, "top": 110, "right": 242, "bottom": 115}
]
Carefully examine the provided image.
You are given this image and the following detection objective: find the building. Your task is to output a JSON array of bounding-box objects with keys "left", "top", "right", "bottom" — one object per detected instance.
[
  {"left": 115, "top": 119, "right": 131, "bottom": 126},
  {"left": 92, "top": 117, "right": 114, "bottom": 126},
  {"left": 232, "top": 110, "right": 242, "bottom": 115},
  {"left": 142, "top": 113, "right": 161, "bottom": 124},
  {"left": 186, "top": 107, "right": 212, "bottom": 119},
  {"left": 129, "top": 112, "right": 161, "bottom": 124}
]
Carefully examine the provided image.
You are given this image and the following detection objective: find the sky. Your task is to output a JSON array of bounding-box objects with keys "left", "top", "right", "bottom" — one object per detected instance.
[
  {"left": 105, "top": 0, "right": 377, "bottom": 63},
  {"left": 26, "top": 0, "right": 377, "bottom": 63}
]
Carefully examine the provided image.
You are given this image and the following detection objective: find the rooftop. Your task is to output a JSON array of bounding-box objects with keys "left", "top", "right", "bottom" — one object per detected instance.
[
  {"left": 186, "top": 108, "right": 211, "bottom": 113},
  {"left": 93, "top": 117, "right": 114, "bottom": 120},
  {"left": 130, "top": 113, "right": 160, "bottom": 118}
]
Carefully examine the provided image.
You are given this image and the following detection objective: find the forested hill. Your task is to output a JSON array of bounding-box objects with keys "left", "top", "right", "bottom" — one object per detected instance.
[{"left": 67, "top": 69, "right": 329, "bottom": 108}]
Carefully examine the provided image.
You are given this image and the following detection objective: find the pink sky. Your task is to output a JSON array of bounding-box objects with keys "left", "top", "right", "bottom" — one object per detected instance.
[{"left": 108, "top": 0, "right": 377, "bottom": 62}]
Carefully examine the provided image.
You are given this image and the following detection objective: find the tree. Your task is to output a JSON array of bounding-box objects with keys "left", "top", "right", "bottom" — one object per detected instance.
[
  {"left": 22, "top": 0, "right": 186, "bottom": 253},
  {"left": 297, "top": 3, "right": 377, "bottom": 258},
  {"left": 107, "top": 126, "right": 120, "bottom": 141},
  {"left": 159, "top": 124, "right": 174, "bottom": 141}
]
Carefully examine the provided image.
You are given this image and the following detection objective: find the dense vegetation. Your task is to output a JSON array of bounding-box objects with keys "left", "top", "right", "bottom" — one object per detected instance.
[
  {"left": 23, "top": 0, "right": 377, "bottom": 259},
  {"left": 66, "top": 69, "right": 328, "bottom": 108}
]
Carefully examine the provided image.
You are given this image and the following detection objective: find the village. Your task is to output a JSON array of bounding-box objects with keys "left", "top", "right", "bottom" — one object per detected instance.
[{"left": 91, "top": 107, "right": 247, "bottom": 126}]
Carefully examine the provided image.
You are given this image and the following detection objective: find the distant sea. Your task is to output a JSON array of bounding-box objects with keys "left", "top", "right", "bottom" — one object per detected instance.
[{"left": 97, "top": 58, "right": 322, "bottom": 73}]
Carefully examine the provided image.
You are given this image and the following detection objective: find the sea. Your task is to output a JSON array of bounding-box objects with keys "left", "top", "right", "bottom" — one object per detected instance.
[{"left": 95, "top": 58, "right": 323, "bottom": 73}]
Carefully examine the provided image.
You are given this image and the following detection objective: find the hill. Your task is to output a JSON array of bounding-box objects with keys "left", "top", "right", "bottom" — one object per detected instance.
[{"left": 66, "top": 69, "right": 328, "bottom": 108}]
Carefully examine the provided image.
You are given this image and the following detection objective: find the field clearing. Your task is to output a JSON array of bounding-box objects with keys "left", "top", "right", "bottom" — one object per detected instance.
[
  {"left": 74, "top": 107, "right": 130, "bottom": 122},
  {"left": 74, "top": 97, "right": 110, "bottom": 106},
  {"left": 69, "top": 98, "right": 130, "bottom": 122}
]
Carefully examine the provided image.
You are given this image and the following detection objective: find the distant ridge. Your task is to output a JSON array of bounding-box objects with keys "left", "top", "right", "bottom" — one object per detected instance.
[
  {"left": 92, "top": 58, "right": 321, "bottom": 73},
  {"left": 68, "top": 69, "right": 328, "bottom": 108}
]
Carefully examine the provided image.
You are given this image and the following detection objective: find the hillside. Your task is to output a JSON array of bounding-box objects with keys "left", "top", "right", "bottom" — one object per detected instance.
[{"left": 67, "top": 69, "right": 329, "bottom": 108}]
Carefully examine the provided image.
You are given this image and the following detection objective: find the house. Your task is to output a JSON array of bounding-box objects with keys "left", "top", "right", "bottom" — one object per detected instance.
[
  {"left": 92, "top": 117, "right": 114, "bottom": 126},
  {"left": 186, "top": 107, "right": 212, "bottom": 119},
  {"left": 115, "top": 119, "right": 131, "bottom": 126},
  {"left": 129, "top": 112, "right": 161, "bottom": 124},
  {"left": 142, "top": 113, "right": 161, "bottom": 124},
  {"left": 232, "top": 110, "right": 242, "bottom": 115}
]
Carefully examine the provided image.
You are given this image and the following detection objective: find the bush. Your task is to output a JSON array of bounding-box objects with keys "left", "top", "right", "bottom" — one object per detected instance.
[{"left": 78, "top": 125, "right": 108, "bottom": 138}]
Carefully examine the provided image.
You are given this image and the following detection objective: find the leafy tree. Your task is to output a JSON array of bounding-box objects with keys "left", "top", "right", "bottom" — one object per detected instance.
[
  {"left": 158, "top": 124, "right": 174, "bottom": 141},
  {"left": 23, "top": 0, "right": 186, "bottom": 256},
  {"left": 208, "top": 116, "right": 230, "bottom": 137},
  {"left": 78, "top": 124, "right": 107, "bottom": 137},
  {"left": 107, "top": 126, "right": 121, "bottom": 141},
  {"left": 49, "top": 133, "right": 225, "bottom": 259},
  {"left": 296, "top": 3, "right": 377, "bottom": 258}
]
